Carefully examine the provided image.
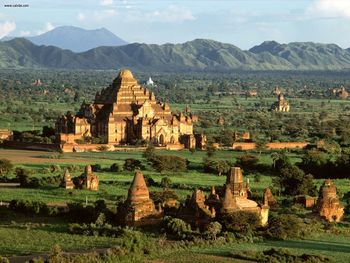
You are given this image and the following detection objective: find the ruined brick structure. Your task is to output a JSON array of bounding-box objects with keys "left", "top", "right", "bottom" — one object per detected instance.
[
  {"left": 317, "top": 179, "right": 344, "bottom": 222},
  {"left": 60, "top": 169, "right": 74, "bottom": 189},
  {"left": 120, "top": 171, "right": 162, "bottom": 226},
  {"left": 56, "top": 69, "right": 204, "bottom": 149},
  {"left": 219, "top": 167, "right": 269, "bottom": 226},
  {"left": 329, "top": 86, "right": 349, "bottom": 99},
  {"left": 247, "top": 90, "right": 257, "bottom": 97},
  {"left": 178, "top": 189, "right": 216, "bottom": 228},
  {"left": 76, "top": 165, "right": 99, "bottom": 191},
  {"left": 0, "top": 129, "right": 13, "bottom": 141},
  {"left": 294, "top": 195, "right": 316, "bottom": 208},
  {"left": 263, "top": 188, "right": 277, "bottom": 207},
  {"left": 179, "top": 167, "right": 269, "bottom": 227}
]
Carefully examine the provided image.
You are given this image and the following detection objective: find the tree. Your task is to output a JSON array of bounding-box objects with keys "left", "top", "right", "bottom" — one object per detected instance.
[
  {"left": 203, "top": 158, "right": 231, "bottom": 176},
  {"left": 206, "top": 144, "right": 217, "bottom": 158},
  {"left": 215, "top": 129, "right": 234, "bottom": 146},
  {"left": 143, "top": 144, "right": 155, "bottom": 160},
  {"left": 160, "top": 177, "right": 172, "bottom": 188},
  {"left": 220, "top": 211, "right": 260, "bottom": 234},
  {"left": 109, "top": 163, "right": 120, "bottom": 172},
  {"left": 271, "top": 152, "right": 291, "bottom": 171},
  {"left": 150, "top": 155, "right": 187, "bottom": 173},
  {"left": 335, "top": 151, "right": 350, "bottom": 179},
  {"left": 255, "top": 138, "right": 267, "bottom": 155},
  {"left": 123, "top": 159, "right": 145, "bottom": 171},
  {"left": 163, "top": 217, "right": 191, "bottom": 240},
  {"left": 299, "top": 149, "right": 331, "bottom": 178},
  {"left": 235, "top": 154, "right": 259, "bottom": 172},
  {"left": 267, "top": 214, "right": 306, "bottom": 240},
  {"left": 274, "top": 165, "right": 316, "bottom": 196},
  {"left": 0, "top": 159, "right": 13, "bottom": 176},
  {"left": 42, "top": 126, "right": 55, "bottom": 137},
  {"left": 205, "top": 222, "right": 222, "bottom": 240}
]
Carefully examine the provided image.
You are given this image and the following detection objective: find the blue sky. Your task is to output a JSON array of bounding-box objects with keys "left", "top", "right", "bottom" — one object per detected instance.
[{"left": 1, "top": 0, "right": 350, "bottom": 49}]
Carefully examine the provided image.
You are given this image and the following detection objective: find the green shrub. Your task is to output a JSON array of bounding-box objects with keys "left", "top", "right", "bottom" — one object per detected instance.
[
  {"left": 266, "top": 213, "right": 315, "bottom": 240},
  {"left": 143, "top": 144, "right": 156, "bottom": 160},
  {"left": 163, "top": 216, "right": 192, "bottom": 240},
  {"left": 9, "top": 200, "right": 48, "bottom": 215},
  {"left": 50, "top": 164, "right": 61, "bottom": 173},
  {"left": 17, "top": 171, "right": 61, "bottom": 188},
  {"left": 160, "top": 177, "right": 172, "bottom": 188},
  {"left": 110, "top": 163, "right": 120, "bottom": 172},
  {"left": 203, "top": 158, "right": 231, "bottom": 176},
  {"left": 150, "top": 189, "right": 178, "bottom": 206},
  {"left": 0, "top": 159, "right": 13, "bottom": 176},
  {"left": 150, "top": 155, "right": 187, "bottom": 173},
  {"left": 123, "top": 159, "right": 145, "bottom": 171},
  {"left": 219, "top": 211, "right": 260, "bottom": 234},
  {"left": 91, "top": 164, "right": 102, "bottom": 172},
  {"left": 273, "top": 165, "right": 316, "bottom": 196},
  {"left": 69, "top": 213, "right": 123, "bottom": 237},
  {"left": 205, "top": 222, "right": 222, "bottom": 240}
]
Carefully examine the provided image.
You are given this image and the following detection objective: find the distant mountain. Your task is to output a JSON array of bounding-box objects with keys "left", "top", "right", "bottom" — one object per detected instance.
[
  {"left": 1, "top": 38, "right": 350, "bottom": 71},
  {"left": 250, "top": 41, "right": 350, "bottom": 70},
  {"left": 2, "top": 26, "right": 128, "bottom": 52}
]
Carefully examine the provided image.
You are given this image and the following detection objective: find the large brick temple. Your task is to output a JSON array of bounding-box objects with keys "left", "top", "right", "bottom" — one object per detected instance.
[{"left": 56, "top": 69, "right": 205, "bottom": 149}]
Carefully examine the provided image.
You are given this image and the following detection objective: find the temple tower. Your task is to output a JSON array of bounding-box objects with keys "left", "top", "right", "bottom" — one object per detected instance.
[
  {"left": 317, "top": 179, "right": 344, "bottom": 222},
  {"left": 60, "top": 169, "right": 74, "bottom": 189},
  {"left": 124, "top": 171, "right": 161, "bottom": 226}
]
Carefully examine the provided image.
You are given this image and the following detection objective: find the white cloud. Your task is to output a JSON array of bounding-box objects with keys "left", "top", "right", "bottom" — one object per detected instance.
[
  {"left": 77, "top": 12, "right": 85, "bottom": 21},
  {"left": 19, "top": 30, "right": 31, "bottom": 36},
  {"left": 93, "top": 9, "right": 117, "bottom": 20},
  {"left": 308, "top": 0, "right": 350, "bottom": 18},
  {"left": 127, "top": 5, "right": 196, "bottom": 23},
  {"left": 36, "top": 22, "right": 55, "bottom": 35},
  {"left": 100, "top": 0, "right": 113, "bottom": 6},
  {"left": 0, "top": 21, "right": 16, "bottom": 39},
  {"left": 151, "top": 5, "right": 195, "bottom": 23},
  {"left": 76, "top": 9, "right": 117, "bottom": 22}
]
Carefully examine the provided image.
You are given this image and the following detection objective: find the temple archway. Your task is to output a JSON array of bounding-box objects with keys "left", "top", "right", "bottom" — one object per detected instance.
[
  {"left": 170, "top": 136, "right": 175, "bottom": 144},
  {"left": 159, "top": 134, "right": 165, "bottom": 145}
]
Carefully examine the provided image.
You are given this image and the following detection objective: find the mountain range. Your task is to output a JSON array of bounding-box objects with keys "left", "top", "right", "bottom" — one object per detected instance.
[
  {"left": 2, "top": 37, "right": 350, "bottom": 71},
  {"left": 2, "top": 26, "right": 128, "bottom": 52}
]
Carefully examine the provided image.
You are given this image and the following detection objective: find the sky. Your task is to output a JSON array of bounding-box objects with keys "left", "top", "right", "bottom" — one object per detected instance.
[{"left": 1, "top": 0, "right": 350, "bottom": 49}]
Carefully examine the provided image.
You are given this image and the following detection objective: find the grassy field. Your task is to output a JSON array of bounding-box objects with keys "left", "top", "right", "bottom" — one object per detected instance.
[
  {"left": 155, "top": 233, "right": 350, "bottom": 263},
  {"left": 0, "top": 148, "right": 349, "bottom": 204},
  {"left": 0, "top": 147, "right": 349, "bottom": 261}
]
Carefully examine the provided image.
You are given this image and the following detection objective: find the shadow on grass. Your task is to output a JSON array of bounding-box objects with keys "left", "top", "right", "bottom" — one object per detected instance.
[{"left": 266, "top": 239, "right": 350, "bottom": 254}]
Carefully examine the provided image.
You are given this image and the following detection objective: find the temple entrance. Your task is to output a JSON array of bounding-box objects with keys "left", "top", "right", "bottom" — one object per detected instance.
[
  {"left": 170, "top": 136, "right": 175, "bottom": 144},
  {"left": 159, "top": 134, "right": 165, "bottom": 145}
]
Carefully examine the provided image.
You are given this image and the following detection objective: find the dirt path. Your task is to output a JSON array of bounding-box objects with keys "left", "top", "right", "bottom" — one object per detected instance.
[{"left": 0, "top": 149, "right": 91, "bottom": 165}]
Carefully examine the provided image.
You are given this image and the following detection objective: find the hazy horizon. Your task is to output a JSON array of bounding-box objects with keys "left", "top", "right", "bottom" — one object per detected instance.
[{"left": 2, "top": 0, "right": 350, "bottom": 49}]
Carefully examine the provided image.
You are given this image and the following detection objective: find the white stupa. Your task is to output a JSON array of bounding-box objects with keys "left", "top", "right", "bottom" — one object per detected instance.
[{"left": 146, "top": 77, "right": 154, "bottom": 86}]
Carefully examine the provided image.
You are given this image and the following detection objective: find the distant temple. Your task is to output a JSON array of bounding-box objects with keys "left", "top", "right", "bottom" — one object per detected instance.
[
  {"left": 56, "top": 69, "right": 205, "bottom": 149},
  {"left": 32, "top": 79, "right": 42, "bottom": 86},
  {"left": 271, "top": 93, "right": 290, "bottom": 112},
  {"left": 329, "top": 86, "right": 349, "bottom": 99},
  {"left": 316, "top": 179, "right": 344, "bottom": 222},
  {"left": 146, "top": 77, "right": 154, "bottom": 86}
]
